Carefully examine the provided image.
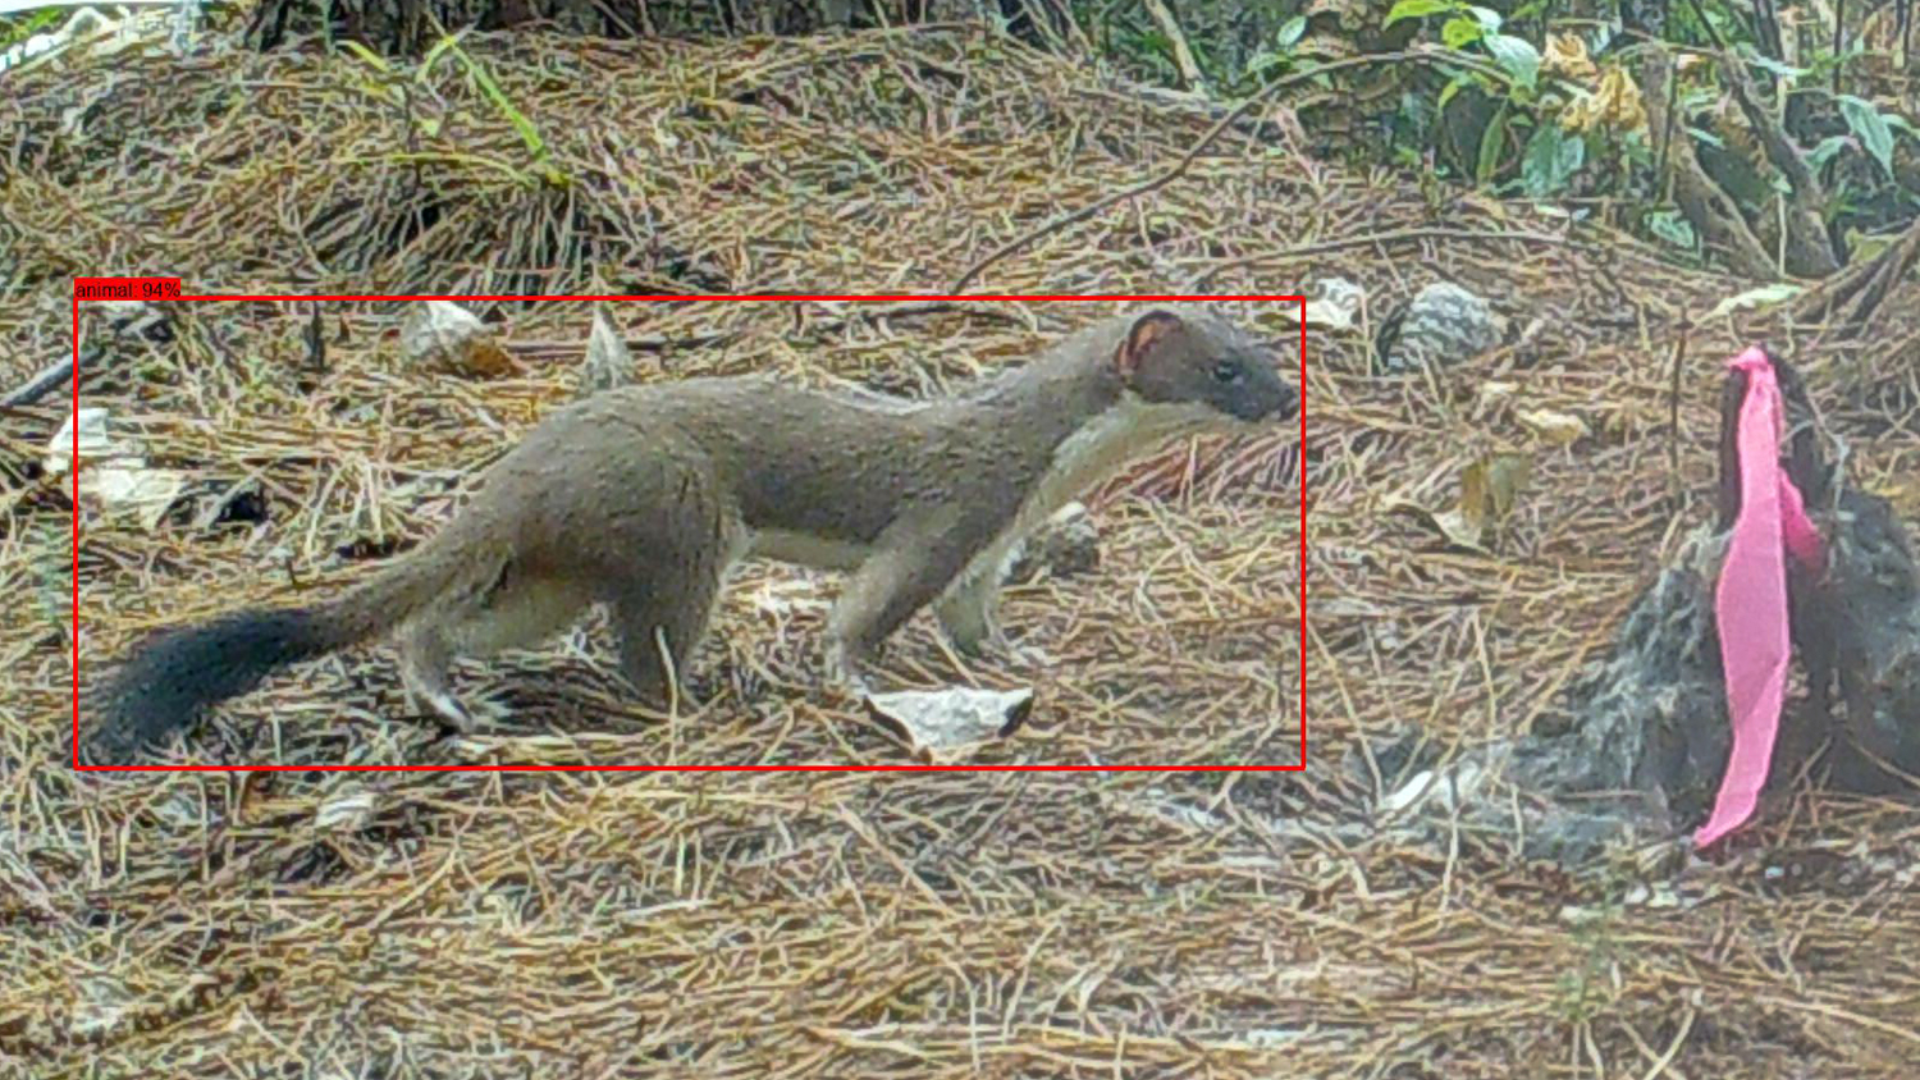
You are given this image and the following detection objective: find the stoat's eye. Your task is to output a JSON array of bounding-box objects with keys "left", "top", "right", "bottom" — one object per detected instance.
[{"left": 1212, "top": 361, "right": 1242, "bottom": 384}]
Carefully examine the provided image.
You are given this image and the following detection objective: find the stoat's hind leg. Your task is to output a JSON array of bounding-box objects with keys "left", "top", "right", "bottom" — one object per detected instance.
[
  {"left": 398, "top": 564, "right": 591, "bottom": 732},
  {"left": 395, "top": 622, "right": 480, "bottom": 733}
]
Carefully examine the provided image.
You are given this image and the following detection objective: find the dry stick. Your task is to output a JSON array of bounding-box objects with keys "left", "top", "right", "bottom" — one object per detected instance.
[
  {"left": 1639, "top": 51, "right": 1774, "bottom": 278},
  {"left": 1191, "top": 225, "right": 1614, "bottom": 288},
  {"left": 1651, "top": 46, "right": 1682, "bottom": 201},
  {"left": 504, "top": 303, "right": 1021, "bottom": 362},
  {"left": 0, "top": 357, "right": 76, "bottom": 409},
  {"left": 504, "top": 330, "right": 742, "bottom": 356},
  {"left": 1793, "top": 212, "right": 1920, "bottom": 327},
  {"left": 949, "top": 50, "right": 1509, "bottom": 295},
  {"left": 1679, "top": 0, "right": 1836, "bottom": 277},
  {"left": 1142, "top": 0, "right": 1208, "bottom": 95},
  {"left": 800, "top": 300, "right": 1029, "bottom": 339},
  {"left": 1664, "top": 313, "right": 1692, "bottom": 505},
  {"left": 1835, "top": 218, "right": 1920, "bottom": 325},
  {"left": 1712, "top": 47, "right": 1839, "bottom": 275}
]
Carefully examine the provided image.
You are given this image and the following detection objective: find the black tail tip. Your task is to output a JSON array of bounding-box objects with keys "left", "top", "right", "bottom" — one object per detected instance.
[{"left": 82, "top": 608, "right": 326, "bottom": 764}]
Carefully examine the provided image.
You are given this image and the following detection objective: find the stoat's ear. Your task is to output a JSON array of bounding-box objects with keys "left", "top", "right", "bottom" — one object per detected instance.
[{"left": 1114, "top": 310, "right": 1185, "bottom": 380}]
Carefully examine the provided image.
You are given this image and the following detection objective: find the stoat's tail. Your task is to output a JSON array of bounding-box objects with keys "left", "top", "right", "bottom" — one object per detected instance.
[{"left": 87, "top": 535, "right": 471, "bottom": 762}]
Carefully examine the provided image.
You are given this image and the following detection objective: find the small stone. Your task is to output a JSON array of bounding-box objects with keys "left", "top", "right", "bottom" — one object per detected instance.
[{"left": 1374, "top": 282, "right": 1507, "bottom": 374}]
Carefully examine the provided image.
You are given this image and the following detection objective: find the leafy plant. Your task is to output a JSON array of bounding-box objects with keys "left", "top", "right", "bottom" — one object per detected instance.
[
  {"left": 1520, "top": 122, "right": 1584, "bottom": 197},
  {"left": 1245, "top": 15, "right": 1309, "bottom": 80},
  {"left": 1385, "top": 0, "right": 1542, "bottom": 92},
  {"left": 421, "top": 31, "right": 569, "bottom": 189},
  {"left": 1836, "top": 95, "right": 1896, "bottom": 178},
  {"left": 1, "top": 7, "right": 62, "bottom": 50}
]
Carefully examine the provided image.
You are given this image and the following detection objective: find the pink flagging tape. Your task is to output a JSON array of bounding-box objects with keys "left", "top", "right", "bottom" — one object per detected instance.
[{"left": 1696, "top": 347, "right": 1824, "bottom": 849}]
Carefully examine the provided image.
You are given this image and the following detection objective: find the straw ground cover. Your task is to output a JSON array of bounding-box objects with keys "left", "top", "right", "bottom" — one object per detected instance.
[{"left": 3, "top": 25, "right": 1919, "bottom": 1078}]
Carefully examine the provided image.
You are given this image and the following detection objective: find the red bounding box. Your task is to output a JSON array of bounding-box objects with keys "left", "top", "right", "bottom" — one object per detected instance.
[{"left": 69, "top": 293, "right": 1306, "bottom": 773}]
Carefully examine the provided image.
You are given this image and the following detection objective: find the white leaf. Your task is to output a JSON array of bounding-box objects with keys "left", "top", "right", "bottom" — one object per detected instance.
[
  {"left": 864, "top": 686, "right": 1034, "bottom": 764},
  {"left": 1705, "top": 283, "right": 1804, "bottom": 320}
]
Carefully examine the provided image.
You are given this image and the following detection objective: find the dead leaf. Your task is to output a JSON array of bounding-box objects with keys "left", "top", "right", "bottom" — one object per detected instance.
[
  {"left": 43, "top": 408, "right": 186, "bottom": 531},
  {"left": 1483, "top": 453, "right": 1531, "bottom": 521},
  {"left": 400, "top": 300, "right": 518, "bottom": 378},
  {"left": 1517, "top": 408, "right": 1589, "bottom": 445},
  {"left": 1379, "top": 761, "right": 1487, "bottom": 815},
  {"left": 864, "top": 687, "right": 1034, "bottom": 764},
  {"left": 1705, "top": 283, "right": 1804, "bottom": 320},
  {"left": 578, "top": 303, "right": 634, "bottom": 398},
  {"left": 1427, "top": 504, "right": 1486, "bottom": 549},
  {"left": 1542, "top": 33, "right": 1597, "bottom": 80},
  {"left": 1561, "top": 66, "right": 1648, "bottom": 134},
  {"left": 43, "top": 407, "right": 121, "bottom": 474},
  {"left": 1473, "top": 380, "right": 1519, "bottom": 423},
  {"left": 1299, "top": 277, "right": 1365, "bottom": 330},
  {"left": 1396, "top": 452, "right": 1533, "bottom": 551},
  {"left": 91, "top": 466, "right": 187, "bottom": 532}
]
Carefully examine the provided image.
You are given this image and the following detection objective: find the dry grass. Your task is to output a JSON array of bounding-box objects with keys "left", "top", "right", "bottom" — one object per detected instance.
[{"left": 1, "top": 23, "right": 1917, "bottom": 1079}]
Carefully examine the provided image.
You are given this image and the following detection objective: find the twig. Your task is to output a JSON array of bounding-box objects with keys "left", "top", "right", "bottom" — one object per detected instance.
[
  {"left": 950, "top": 50, "right": 1508, "bottom": 294},
  {"left": 1791, "top": 212, "right": 1920, "bottom": 328},
  {"left": 1191, "top": 225, "right": 1631, "bottom": 288},
  {"left": 800, "top": 300, "right": 1028, "bottom": 339},
  {"left": 1665, "top": 312, "right": 1691, "bottom": 504},
  {"left": 505, "top": 330, "right": 742, "bottom": 356},
  {"left": 1142, "top": 0, "right": 1208, "bottom": 96},
  {"left": 1, "top": 356, "right": 78, "bottom": 410},
  {"left": 1712, "top": 47, "right": 1839, "bottom": 276},
  {"left": 1638, "top": 51, "right": 1774, "bottom": 278}
]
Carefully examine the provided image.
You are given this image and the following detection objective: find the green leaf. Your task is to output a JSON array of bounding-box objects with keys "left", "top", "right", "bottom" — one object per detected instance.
[
  {"left": 1807, "top": 134, "right": 1850, "bottom": 171},
  {"left": 1686, "top": 124, "right": 1727, "bottom": 150},
  {"left": 1437, "top": 72, "right": 1471, "bottom": 110},
  {"left": 419, "top": 31, "right": 464, "bottom": 80},
  {"left": 339, "top": 38, "right": 393, "bottom": 73},
  {"left": 1484, "top": 33, "right": 1541, "bottom": 90},
  {"left": 1520, "top": 123, "right": 1584, "bottom": 196},
  {"left": 1443, "top": 16, "right": 1484, "bottom": 48},
  {"left": 1, "top": 8, "right": 63, "bottom": 53},
  {"left": 1839, "top": 95, "right": 1896, "bottom": 178},
  {"left": 1477, "top": 103, "right": 1510, "bottom": 185},
  {"left": 1742, "top": 49, "right": 1809, "bottom": 82},
  {"left": 1385, "top": 0, "right": 1458, "bottom": 27},
  {"left": 1469, "top": 5, "right": 1505, "bottom": 31},
  {"left": 1647, "top": 209, "right": 1696, "bottom": 249},
  {"left": 1276, "top": 14, "right": 1309, "bottom": 49}
]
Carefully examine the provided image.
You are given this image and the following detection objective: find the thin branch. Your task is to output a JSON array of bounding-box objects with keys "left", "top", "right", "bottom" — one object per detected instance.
[
  {"left": 1142, "top": 0, "right": 1208, "bottom": 96},
  {"left": 1712, "top": 47, "right": 1839, "bottom": 276},
  {"left": 950, "top": 50, "right": 1513, "bottom": 294},
  {"left": 2, "top": 356, "right": 79, "bottom": 410}
]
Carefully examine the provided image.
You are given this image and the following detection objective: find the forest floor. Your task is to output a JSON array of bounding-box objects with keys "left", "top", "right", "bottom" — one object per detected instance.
[{"left": 2, "top": 24, "right": 1917, "bottom": 1079}]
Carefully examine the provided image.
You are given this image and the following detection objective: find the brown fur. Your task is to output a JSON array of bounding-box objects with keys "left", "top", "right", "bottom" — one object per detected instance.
[{"left": 90, "top": 308, "right": 1296, "bottom": 759}]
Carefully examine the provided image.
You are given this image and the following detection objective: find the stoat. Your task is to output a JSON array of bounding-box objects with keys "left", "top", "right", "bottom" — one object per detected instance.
[{"left": 90, "top": 308, "right": 1297, "bottom": 759}]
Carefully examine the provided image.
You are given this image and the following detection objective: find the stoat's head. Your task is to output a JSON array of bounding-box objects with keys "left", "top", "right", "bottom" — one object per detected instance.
[{"left": 1112, "top": 309, "right": 1298, "bottom": 426}]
